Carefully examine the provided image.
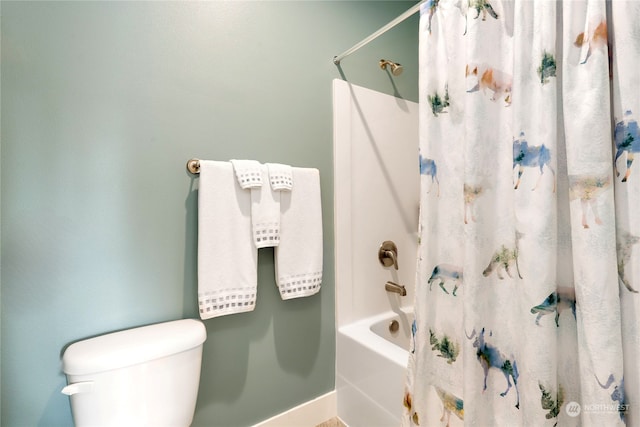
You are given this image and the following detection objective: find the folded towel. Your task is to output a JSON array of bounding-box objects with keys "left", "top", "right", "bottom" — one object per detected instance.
[
  {"left": 230, "top": 159, "right": 263, "bottom": 189},
  {"left": 197, "top": 161, "right": 257, "bottom": 319},
  {"left": 252, "top": 165, "right": 281, "bottom": 248},
  {"left": 266, "top": 163, "right": 294, "bottom": 191},
  {"left": 275, "top": 168, "right": 323, "bottom": 299}
]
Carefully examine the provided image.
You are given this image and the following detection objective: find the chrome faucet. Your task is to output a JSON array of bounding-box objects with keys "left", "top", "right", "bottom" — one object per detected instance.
[{"left": 385, "top": 281, "right": 406, "bottom": 296}]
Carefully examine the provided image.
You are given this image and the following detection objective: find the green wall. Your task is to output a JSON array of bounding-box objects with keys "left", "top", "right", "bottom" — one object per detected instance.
[{"left": 0, "top": 2, "right": 418, "bottom": 426}]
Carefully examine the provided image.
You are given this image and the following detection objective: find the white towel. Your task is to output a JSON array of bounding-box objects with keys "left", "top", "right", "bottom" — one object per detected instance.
[
  {"left": 252, "top": 165, "right": 281, "bottom": 248},
  {"left": 266, "top": 163, "right": 293, "bottom": 191},
  {"left": 275, "top": 168, "right": 323, "bottom": 299},
  {"left": 230, "top": 159, "right": 263, "bottom": 189},
  {"left": 197, "top": 161, "right": 257, "bottom": 319}
]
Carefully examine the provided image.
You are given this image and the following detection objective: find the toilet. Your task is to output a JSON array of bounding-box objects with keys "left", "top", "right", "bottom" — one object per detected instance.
[{"left": 61, "top": 318, "right": 207, "bottom": 426}]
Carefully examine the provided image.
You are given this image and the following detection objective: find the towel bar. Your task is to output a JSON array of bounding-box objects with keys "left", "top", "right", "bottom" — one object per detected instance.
[{"left": 186, "top": 159, "right": 200, "bottom": 174}]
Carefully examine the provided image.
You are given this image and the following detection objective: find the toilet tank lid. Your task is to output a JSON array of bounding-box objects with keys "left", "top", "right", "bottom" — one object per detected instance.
[{"left": 62, "top": 319, "right": 206, "bottom": 376}]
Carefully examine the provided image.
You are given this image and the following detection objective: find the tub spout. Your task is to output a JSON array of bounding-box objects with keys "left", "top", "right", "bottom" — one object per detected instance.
[{"left": 385, "top": 281, "right": 406, "bottom": 296}]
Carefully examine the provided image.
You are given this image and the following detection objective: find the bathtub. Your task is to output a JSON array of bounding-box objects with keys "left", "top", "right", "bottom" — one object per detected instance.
[{"left": 336, "top": 308, "right": 413, "bottom": 427}]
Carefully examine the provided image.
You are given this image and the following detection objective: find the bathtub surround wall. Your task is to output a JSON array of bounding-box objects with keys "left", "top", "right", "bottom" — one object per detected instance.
[
  {"left": 0, "top": 2, "right": 418, "bottom": 426},
  {"left": 333, "top": 81, "right": 419, "bottom": 425},
  {"left": 333, "top": 80, "right": 419, "bottom": 327}
]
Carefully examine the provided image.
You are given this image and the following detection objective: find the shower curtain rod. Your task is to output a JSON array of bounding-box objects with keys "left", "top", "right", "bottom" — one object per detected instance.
[{"left": 332, "top": 1, "right": 424, "bottom": 65}]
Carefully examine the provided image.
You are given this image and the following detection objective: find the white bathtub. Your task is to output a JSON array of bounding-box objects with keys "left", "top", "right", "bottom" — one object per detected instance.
[{"left": 336, "top": 308, "right": 414, "bottom": 427}]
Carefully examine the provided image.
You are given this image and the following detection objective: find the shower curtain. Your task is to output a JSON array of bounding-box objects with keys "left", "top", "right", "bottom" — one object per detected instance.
[{"left": 404, "top": 1, "right": 639, "bottom": 426}]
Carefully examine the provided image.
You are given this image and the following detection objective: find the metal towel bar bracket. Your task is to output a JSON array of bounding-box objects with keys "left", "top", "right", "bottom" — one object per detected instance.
[{"left": 186, "top": 158, "right": 200, "bottom": 174}]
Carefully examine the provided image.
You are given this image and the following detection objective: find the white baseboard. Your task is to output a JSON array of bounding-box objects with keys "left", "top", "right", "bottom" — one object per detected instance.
[{"left": 252, "top": 391, "right": 337, "bottom": 427}]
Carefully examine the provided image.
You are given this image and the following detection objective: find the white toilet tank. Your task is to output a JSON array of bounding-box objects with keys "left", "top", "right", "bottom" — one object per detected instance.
[{"left": 62, "top": 318, "right": 207, "bottom": 427}]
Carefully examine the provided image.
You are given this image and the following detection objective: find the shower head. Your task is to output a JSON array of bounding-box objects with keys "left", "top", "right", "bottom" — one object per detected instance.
[{"left": 380, "top": 59, "right": 403, "bottom": 76}]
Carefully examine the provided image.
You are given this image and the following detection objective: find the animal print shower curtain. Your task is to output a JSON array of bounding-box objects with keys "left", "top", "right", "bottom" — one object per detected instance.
[{"left": 403, "top": 1, "right": 639, "bottom": 426}]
